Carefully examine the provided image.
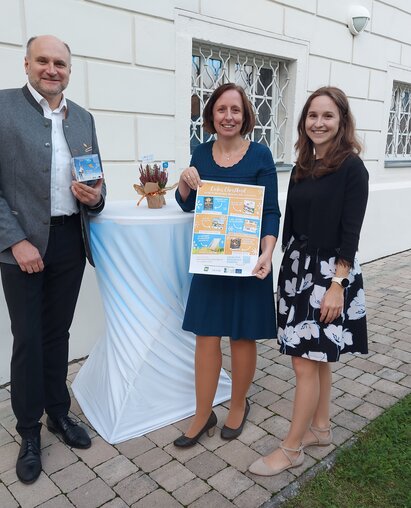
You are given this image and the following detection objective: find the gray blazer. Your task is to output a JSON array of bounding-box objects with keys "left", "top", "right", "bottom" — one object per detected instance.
[{"left": 0, "top": 86, "right": 106, "bottom": 266}]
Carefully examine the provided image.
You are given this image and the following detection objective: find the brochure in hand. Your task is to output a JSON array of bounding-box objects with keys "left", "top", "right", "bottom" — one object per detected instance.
[
  {"left": 189, "top": 180, "right": 265, "bottom": 277},
  {"left": 71, "top": 154, "right": 103, "bottom": 185}
]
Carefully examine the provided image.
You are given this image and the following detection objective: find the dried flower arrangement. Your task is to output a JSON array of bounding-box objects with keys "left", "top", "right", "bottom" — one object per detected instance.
[
  {"left": 138, "top": 163, "right": 168, "bottom": 188},
  {"left": 133, "top": 162, "right": 177, "bottom": 208}
]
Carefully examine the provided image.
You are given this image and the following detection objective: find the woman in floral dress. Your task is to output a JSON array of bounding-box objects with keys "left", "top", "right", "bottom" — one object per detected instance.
[{"left": 249, "top": 87, "right": 369, "bottom": 476}]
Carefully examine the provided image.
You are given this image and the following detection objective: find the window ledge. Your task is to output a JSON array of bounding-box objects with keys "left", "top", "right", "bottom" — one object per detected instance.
[
  {"left": 276, "top": 163, "right": 293, "bottom": 172},
  {"left": 384, "top": 160, "right": 411, "bottom": 168}
]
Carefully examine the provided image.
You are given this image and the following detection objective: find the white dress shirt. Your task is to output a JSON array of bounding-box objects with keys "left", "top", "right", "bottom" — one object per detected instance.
[{"left": 27, "top": 82, "right": 78, "bottom": 216}]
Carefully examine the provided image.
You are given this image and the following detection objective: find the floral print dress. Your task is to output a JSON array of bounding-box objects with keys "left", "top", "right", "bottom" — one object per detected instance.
[{"left": 277, "top": 236, "right": 368, "bottom": 362}]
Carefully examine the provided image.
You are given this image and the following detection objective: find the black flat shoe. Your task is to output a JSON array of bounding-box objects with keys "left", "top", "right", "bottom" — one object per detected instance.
[
  {"left": 47, "top": 415, "right": 91, "bottom": 449},
  {"left": 221, "top": 399, "right": 250, "bottom": 440},
  {"left": 16, "top": 435, "right": 42, "bottom": 484},
  {"left": 174, "top": 411, "right": 217, "bottom": 448}
]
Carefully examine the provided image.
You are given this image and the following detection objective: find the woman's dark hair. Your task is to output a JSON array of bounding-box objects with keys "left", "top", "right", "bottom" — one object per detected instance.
[
  {"left": 294, "top": 86, "right": 362, "bottom": 180},
  {"left": 202, "top": 83, "right": 255, "bottom": 136}
]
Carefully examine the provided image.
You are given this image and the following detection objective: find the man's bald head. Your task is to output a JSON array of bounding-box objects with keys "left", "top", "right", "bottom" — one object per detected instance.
[
  {"left": 24, "top": 35, "right": 72, "bottom": 109},
  {"left": 26, "top": 35, "right": 71, "bottom": 60}
]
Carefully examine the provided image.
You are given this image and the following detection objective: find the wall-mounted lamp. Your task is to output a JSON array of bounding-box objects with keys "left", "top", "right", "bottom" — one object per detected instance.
[{"left": 347, "top": 5, "right": 370, "bottom": 35}]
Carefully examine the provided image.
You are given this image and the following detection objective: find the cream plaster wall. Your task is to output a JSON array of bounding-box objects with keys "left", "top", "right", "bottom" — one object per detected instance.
[{"left": 1, "top": 0, "right": 411, "bottom": 383}]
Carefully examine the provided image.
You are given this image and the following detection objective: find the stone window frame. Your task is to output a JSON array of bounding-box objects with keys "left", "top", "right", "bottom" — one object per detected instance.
[
  {"left": 175, "top": 10, "right": 309, "bottom": 172},
  {"left": 384, "top": 65, "right": 411, "bottom": 168},
  {"left": 190, "top": 42, "right": 290, "bottom": 163}
]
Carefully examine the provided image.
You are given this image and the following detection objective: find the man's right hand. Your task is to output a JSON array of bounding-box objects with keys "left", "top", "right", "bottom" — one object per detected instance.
[{"left": 11, "top": 240, "right": 44, "bottom": 273}]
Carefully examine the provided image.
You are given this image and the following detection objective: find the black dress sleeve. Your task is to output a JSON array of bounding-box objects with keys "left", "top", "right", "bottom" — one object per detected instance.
[
  {"left": 281, "top": 166, "right": 296, "bottom": 251},
  {"left": 338, "top": 157, "right": 369, "bottom": 265}
]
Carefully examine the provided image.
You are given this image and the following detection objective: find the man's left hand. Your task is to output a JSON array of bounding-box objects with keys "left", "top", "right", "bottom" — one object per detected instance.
[{"left": 71, "top": 179, "right": 103, "bottom": 207}]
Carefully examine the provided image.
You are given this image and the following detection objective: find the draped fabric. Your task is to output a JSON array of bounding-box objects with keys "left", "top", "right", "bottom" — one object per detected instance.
[{"left": 72, "top": 200, "right": 231, "bottom": 443}]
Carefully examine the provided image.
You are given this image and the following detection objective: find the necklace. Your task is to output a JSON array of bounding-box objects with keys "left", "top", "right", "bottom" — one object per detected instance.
[{"left": 219, "top": 140, "right": 246, "bottom": 160}]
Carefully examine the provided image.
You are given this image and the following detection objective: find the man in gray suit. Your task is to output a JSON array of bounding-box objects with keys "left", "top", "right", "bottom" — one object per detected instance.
[{"left": 0, "top": 35, "right": 106, "bottom": 484}]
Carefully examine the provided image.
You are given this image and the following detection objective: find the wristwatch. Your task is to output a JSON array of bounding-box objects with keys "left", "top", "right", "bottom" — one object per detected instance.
[{"left": 331, "top": 276, "right": 349, "bottom": 288}]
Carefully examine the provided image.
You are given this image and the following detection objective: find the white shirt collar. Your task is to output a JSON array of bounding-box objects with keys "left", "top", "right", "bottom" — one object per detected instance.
[{"left": 27, "top": 82, "right": 67, "bottom": 113}]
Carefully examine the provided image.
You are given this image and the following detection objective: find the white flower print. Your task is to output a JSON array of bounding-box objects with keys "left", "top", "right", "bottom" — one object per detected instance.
[
  {"left": 302, "top": 351, "right": 328, "bottom": 362},
  {"left": 351, "top": 258, "right": 361, "bottom": 276},
  {"left": 286, "top": 305, "right": 295, "bottom": 324},
  {"left": 347, "top": 289, "right": 366, "bottom": 320},
  {"left": 320, "top": 257, "right": 336, "bottom": 279},
  {"left": 342, "top": 329, "right": 353, "bottom": 347},
  {"left": 347, "top": 272, "right": 355, "bottom": 285},
  {"left": 278, "top": 326, "right": 301, "bottom": 348},
  {"left": 346, "top": 259, "right": 361, "bottom": 285},
  {"left": 278, "top": 298, "right": 289, "bottom": 315},
  {"left": 299, "top": 273, "right": 313, "bottom": 293},
  {"left": 285, "top": 277, "right": 297, "bottom": 297},
  {"left": 304, "top": 255, "right": 311, "bottom": 270},
  {"left": 295, "top": 320, "right": 320, "bottom": 340},
  {"left": 290, "top": 250, "right": 300, "bottom": 275},
  {"left": 309, "top": 285, "right": 326, "bottom": 309},
  {"left": 324, "top": 324, "right": 343, "bottom": 346},
  {"left": 324, "top": 325, "right": 353, "bottom": 349},
  {"left": 290, "top": 250, "right": 299, "bottom": 260}
]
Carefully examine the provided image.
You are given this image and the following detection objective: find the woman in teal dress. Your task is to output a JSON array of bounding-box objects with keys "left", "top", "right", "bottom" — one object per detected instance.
[{"left": 174, "top": 83, "right": 280, "bottom": 447}]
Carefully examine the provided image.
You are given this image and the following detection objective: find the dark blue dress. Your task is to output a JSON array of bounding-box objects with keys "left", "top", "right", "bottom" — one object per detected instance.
[{"left": 176, "top": 141, "right": 281, "bottom": 340}]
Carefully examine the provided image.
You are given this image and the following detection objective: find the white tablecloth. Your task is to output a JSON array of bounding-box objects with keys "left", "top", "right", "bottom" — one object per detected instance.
[{"left": 72, "top": 199, "right": 232, "bottom": 443}]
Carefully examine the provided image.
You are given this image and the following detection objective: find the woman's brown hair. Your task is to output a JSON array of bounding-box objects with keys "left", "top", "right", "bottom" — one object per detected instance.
[
  {"left": 202, "top": 83, "right": 256, "bottom": 136},
  {"left": 294, "top": 86, "right": 362, "bottom": 180}
]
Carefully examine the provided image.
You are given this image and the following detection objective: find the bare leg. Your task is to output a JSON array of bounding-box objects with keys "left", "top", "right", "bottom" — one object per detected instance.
[
  {"left": 184, "top": 335, "right": 221, "bottom": 438},
  {"left": 225, "top": 339, "right": 256, "bottom": 428},
  {"left": 312, "top": 362, "right": 331, "bottom": 427},
  {"left": 260, "top": 356, "right": 320, "bottom": 469},
  {"left": 303, "top": 361, "right": 332, "bottom": 444}
]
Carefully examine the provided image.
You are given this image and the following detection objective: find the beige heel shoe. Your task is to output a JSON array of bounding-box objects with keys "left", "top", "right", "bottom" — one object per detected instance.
[
  {"left": 248, "top": 443, "right": 304, "bottom": 476},
  {"left": 302, "top": 426, "right": 333, "bottom": 448}
]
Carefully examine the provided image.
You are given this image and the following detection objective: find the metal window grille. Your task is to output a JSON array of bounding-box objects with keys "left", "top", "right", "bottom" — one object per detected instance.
[
  {"left": 386, "top": 82, "right": 411, "bottom": 160},
  {"left": 191, "top": 42, "right": 290, "bottom": 162}
]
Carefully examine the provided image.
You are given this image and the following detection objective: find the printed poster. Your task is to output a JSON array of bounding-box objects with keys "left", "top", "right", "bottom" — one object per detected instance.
[{"left": 189, "top": 180, "right": 265, "bottom": 277}]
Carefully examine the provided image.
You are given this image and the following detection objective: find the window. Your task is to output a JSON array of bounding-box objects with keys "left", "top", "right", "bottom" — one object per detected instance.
[
  {"left": 386, "top": 82, "right": 411, "bottom": 162},
  {"left": 191, "top": 42, "right": 290, "bottom": 162}
]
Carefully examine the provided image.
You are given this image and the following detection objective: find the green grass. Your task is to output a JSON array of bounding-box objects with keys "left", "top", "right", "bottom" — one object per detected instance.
[{"left": 282, "top": 393, "right": 411, "bottom": 508}]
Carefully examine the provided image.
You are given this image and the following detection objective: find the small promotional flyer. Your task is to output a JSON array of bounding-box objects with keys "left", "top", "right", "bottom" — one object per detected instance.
[
  {"left": 71, "top": 154, "right": 104, "bottom": 184},
  {"left": 189, "top": 180, "right": 265, "bottom": 277}
]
